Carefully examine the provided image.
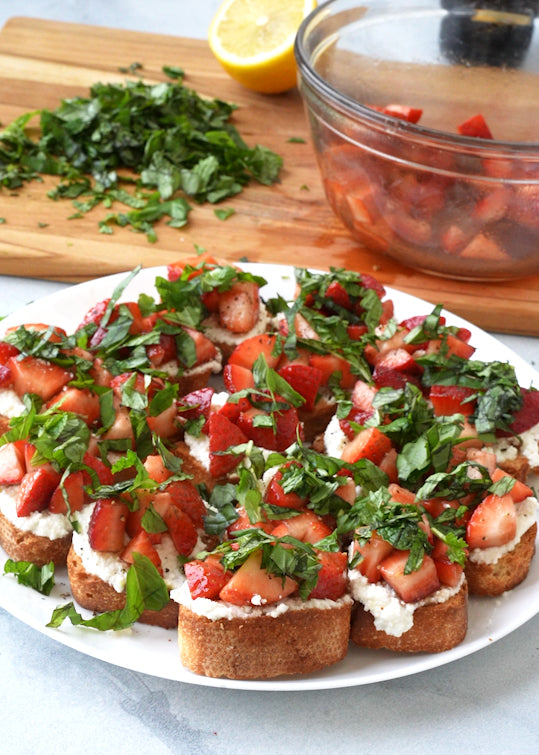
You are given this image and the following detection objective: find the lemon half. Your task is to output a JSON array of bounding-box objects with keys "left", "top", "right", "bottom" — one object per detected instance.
[{"left": 208, "top": 0, "right": 317, "bottom": 94}]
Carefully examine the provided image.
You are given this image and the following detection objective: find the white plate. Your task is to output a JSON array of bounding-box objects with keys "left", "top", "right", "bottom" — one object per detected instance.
[{"left": 0, "top": 262, "right": 538, "bottom": 691}]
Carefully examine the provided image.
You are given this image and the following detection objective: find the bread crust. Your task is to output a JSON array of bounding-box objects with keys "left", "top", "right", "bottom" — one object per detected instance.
[
  {"left": 465, "top": 522, "right": 537, "bottom": 596},
  {"left": 67, "top": 546, "right": 178, "bottom": 629},
  {"left": 0, "top": 507, "right": 71, "bottom": 566},
  {"left": 178, "top": 599, "right": 352, "bottom": 679},
  {"left": 350, "top": 582, "right": 468, "bottom": 653}
]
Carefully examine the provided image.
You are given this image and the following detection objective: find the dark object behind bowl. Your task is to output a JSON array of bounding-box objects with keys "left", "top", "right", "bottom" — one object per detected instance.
[{"left": 440, "top": 1, "right": 537, "bottom": 66}]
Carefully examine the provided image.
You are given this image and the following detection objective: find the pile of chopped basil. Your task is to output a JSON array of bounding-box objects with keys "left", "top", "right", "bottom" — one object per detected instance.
[{"left": 0, "top": 66, "right": 282, "bottom": 241}]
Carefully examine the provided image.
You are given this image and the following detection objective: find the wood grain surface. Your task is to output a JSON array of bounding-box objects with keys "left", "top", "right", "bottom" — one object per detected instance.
[{"left": 0, "top": 17, "right": 538, "bottom": 335}]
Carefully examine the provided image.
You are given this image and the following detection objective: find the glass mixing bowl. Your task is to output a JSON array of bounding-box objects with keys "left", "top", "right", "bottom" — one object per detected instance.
[{"left": 295, "top": 0, "right": 539, "bottom": 280}]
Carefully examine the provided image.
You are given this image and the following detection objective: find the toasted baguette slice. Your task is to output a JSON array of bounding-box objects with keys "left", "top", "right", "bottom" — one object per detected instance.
[
  {"left": 350, "top": 581, "right": 468, "bottom": 653},
  {"left": 465, "top": 522, "right": 537, "bottom": 596},
  {"left": 0, "top": 507, "right": 71, "bottom": 566},
  {"left": 202, "top": 304, "right": 272, "bottom": 361},
  {"left": 177, "top": 596, "right": 353, "bottom": 679},
  {"left": 67, "top": 546, "right": 179, "bottom": 629}
]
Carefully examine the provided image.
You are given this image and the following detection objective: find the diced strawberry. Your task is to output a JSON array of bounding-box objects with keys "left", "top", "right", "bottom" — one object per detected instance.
[
  {"left": 121, "top": 530, "right": 162, "bottom": 572},
  {"left": 218, "top": 280, "right": 260, "bottom": 334},
  {"left": 380, "top": 104, "right": 423, "bottom": 123},
  {"left": 379, "top": 550, "right": 440, "bottom": 603},
  {"left": 434, "top": 556, "right": 463, "bottom": 588},
  {"left": 47, "top": 387, "right": 101, "bottom": 426},
  {"left": 0, "top": 341, "right": 20, "bottom": 363},
  {"left": 146, "top": 404, "right": 179, "bottom": 439},
  {"left": 82, "top": 452, "right": 114, "bottom": 488},
  {"left": 77, "top": 298, "right": 110, "bottom": 329},
  {"left": 16, "top": 464, "right": 62, "bottom": 517},
  {"left": 505, "top": 387, "right": 539, "bottom": 435},
  {"left": 48, "top": 471, "right": 85, "bottom": 514},
  {"left": 466, "top": 447, "right": 497, "bottom": 475},
  {"left": 347, "top": 324, "right": 369, "bottom": 340},
  {"left": 351, "top": 380, "right": 377, "bottom": 412},
  {"left": 219, "top": 550, "right": 298, "bottom": 606},
  {"left": 308, "top": 551, "right": 348, "bottom": 600},
  {"left": 101, "top": 406, "right": 134, "bottom": 443},
  {"left": 227, "top": 334, "right": 280, "bottom": 370},
  {"left": 352, "top": 532, "right": 394, "bottom": 583},
  {"left": 236, "top": 406, "right": 301, "bottom": 452},
  {"left": 491, "top": 467, "right": 533, "bottom": 503},
  {"left": 460, "top": 233, "right": 510, "bottom": 262},
  {"left": 264, "top": 465, "right": 307, "bottom": 510},
  {"left": 208, "top": 412, "right": 249, "bottom": 478},
  {"left": 223, "top": 363, "right": 255, "bottom": 394},
  {"left": 0, "top": 441, "right": 27, "bottom": 485},
  {"left": 472, "top": 187, "right": 510, "bottom": 224},
  {"left": 373, "top": 347, "right": 419, "bottom": 377},
  {"left": 88, "top": 498, "right": 130, "bottom": 553},
  {"left": 308, "top": 353, "right": 355, "bottom": 389},
  {"left": 378, "top": 448, "right": 399, "bottom": 483},
  {"left": 125, "top": 491, "right": 155, "bottom": 540},
  {"left": 0, "top": 364, "right": 13, "bottom": 388},
  {"left": 341, "top": 426, "right": 393, "bottom": 465},
  {"left": 166, "top": 254, "right": 220, "bottom": 281},
  {"left": 166, "top": 479, "right": 207, "bottom": 529},
  {"left": 146, "top": 333, "right": 177, "bottom": 367},
  {"left": 325, "top": 281, "right": 352, "bottom": 310},
  {"left": 270, "top": 511, "right": 333, "bottom": 544},
  {"left": 177, "top": 387, "right": 214, "bottom": 427},
  {"left": 277, "top": 363, "right": 323, "bottom": 411},
  {"left": 466, "top": 493, "right": 517, "bottom": 549},
  {"left": 182, "top": 327, "right": 218, "bottom": 366},
  {"left": 143, "top": 454, "right": 172, "bottom": 483},
  {"left": 388, "top": 483, "right": 416, "bottom": 505},
  {"left": 457, "top": 113, "right": 493, "bottom": 139},
  {"left": 227, "top": 505, "right": 274, "bottom": 536},
  {"left": 7, "top": 355, "right": 72, "bottom": 401},
  {"left": 430, "top": 384, "right": 477, "bottom": 416},
  {"left": 184, "top": 555, "right": 232, "bottom": 600},
  {"left": 426, "top": 334, "right": 476, "bottom": 360}
]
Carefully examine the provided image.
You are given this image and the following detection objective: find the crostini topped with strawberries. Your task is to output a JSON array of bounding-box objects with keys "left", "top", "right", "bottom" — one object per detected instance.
[{"left": 0, "top": 259, "right": 537, "bottom": 679}]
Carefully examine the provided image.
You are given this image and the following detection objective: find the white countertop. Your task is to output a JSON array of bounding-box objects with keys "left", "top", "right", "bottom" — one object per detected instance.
[{"left": 0, "top": 3, "right": 538, "bottom": 754}]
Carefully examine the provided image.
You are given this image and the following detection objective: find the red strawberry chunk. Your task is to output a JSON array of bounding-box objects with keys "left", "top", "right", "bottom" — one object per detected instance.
[
  {"left": 277, "top": 363, "right": 323, "bottom": 411},
  {"left": 227, "top": 334, "right": 280, "bottom": 370},
  {"left": 271, "top": 511, "right": 333, "bottom": 544},
  {"left": 352, "top": 533, "right": 394, "bottom": 583},
  {"left": 8, "top": 355, "right": 72, "bottom": 401},
  {"left": 0, "top": 341, "right": 20, "bottom": 363},
  {"left": 218, "top": 550, "right": 297, "bottom": 606},
  {"left": 218, "top": 280, "right": 260, "bottom": 334},
  {"left": 308, "top": 353, "right": 355, "bottom": 389},
  {"left": 504, "top": 387, "right": 539, "bottom": 435},
  {"left": 466, "top": 493, "right": 517, "bottom": 549},
  {"left": 121, "top": 531, "right": 162, "bottom": 573},
  {"left": 430, "top": 384, "right": 477, "bottom": 416},
  {"left": 457, "top": 113, "right": 493, "bottom": 139},
  {"left": 236, "top": 406, "right": 301, "bottom": 452},
  {"left": 165, "top": 480, "right": 207, "bottom": 529},
  {"left": 208, "top": 412, "right": 249, "bottom": 478},
  {"left": 82, "top": 452, "right": 114, "bottom": 488},
  {"left": 264, "top": 466, "right": 307, "bottom": 510},
  {"left": 184, "top": 555, "right": 231, "bottom": 600},
  {"left": 16, "top": 465, "right": 62, "bottom": 517},
  {"left": 0, "top": 441, "right": 27, "bottom": 485},
  {"left": 223, "top": 363, "right": 255, "bottom": 394},
  {"left": 308, "top": 551, "right": 348, "bottom": 600},
  {"left": 88, "top": 498, "right": 129, "bottom": 553},
  {"left": 177, "top": 387, "right": 214, "bottom": 426},
  {"left": 48, "top": 471, "right": 85, "bottom": 514},
  {"left": 47, "top": 387, "right": 101, "bottom": 426},
  {"left": 341, "top": 426, "right": 393, "bottom": 465},
  {"left": 379, "top": 550, "right": 440, "bottom": 603},
  {"left": 491, "top": 468, "right": 533, "bottom": 503},
  {"left": 0, "top": 363, "right": 13, "bottom": 388}
]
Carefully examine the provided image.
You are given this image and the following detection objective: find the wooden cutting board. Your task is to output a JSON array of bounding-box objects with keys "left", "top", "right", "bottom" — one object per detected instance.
[{"left": 0, "top": 16, "right": 538, "bottom": 336}]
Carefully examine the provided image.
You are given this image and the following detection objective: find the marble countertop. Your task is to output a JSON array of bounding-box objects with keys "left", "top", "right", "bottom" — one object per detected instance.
[{"left": 0, "top": 3, "right": 538, "bottom": 754}]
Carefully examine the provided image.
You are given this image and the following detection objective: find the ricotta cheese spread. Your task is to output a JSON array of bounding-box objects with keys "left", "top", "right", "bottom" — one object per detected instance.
[
  {"left": 323, "top": 414, "right": 348, "bottom": 458},
  {"left": 0, "top": 485, "right": 72, "bottom": 539},
  {"left": 469, "top": 495, "right": 538, "bottom": 565},
  {"left": 348, "top": 568, "right": 464, "bottom": 637},
  {"left": 72, "top": 501, "right": 187, "bottom": 593},
  {"left": 0, "top": 389, "right": 25, "bottom": 418},
  {"left": 488, "top": 422, "right": 539, "bottom": 471},
  {"left": 171, "top": 580, "right": 352, "bottom": 621}
]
